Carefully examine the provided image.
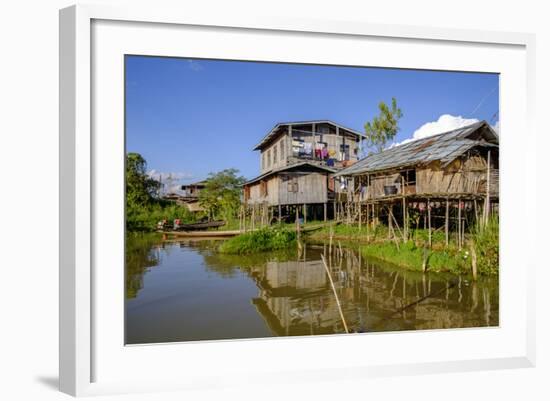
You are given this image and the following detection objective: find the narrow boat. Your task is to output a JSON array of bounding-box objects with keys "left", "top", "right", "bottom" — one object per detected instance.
[{"left": 176, "top": 220, "right": 226, "bottom": 231}]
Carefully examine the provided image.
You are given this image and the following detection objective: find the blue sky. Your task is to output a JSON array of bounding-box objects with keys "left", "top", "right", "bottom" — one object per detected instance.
[{"left": 125, "top": 56, "right": 498, "bottom": 187}]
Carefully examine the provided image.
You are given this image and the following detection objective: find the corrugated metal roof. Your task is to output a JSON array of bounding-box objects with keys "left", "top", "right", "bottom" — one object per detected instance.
[
  {"left": 253, "top": 120, "right": 365, "bottom": 151},
  {"left": 244, "top": 162, "right": 336, "bottom": 186},
  {"left": 334, "top": 120, "right": 498, "bottom": 176}
]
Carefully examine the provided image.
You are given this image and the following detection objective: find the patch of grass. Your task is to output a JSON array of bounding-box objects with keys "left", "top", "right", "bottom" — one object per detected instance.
[
  {"left": 471, "top": 215, "right": 499, "bottom": 275},
  {"left": 218, "top": 226, "right": 297, "bottom": 255},
  {"left": 126, "top": 202, "right": 196, "bottom": 232},
  {"left": 360, "top": 240, "right": 470, "bottom": 275}
]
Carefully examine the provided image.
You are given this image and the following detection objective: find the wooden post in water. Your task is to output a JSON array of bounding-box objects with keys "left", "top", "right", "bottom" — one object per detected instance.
[
  {"left": 320, "top": 254, "right": 349, "bottom": 333},
  {"left": 470, "top": 241, "right": 478, "bottom": 281}
]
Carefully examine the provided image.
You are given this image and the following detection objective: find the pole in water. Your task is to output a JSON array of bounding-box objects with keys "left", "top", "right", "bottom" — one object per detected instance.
[{"left": 320, "top": 254, "right": 349, "bottom": 333}]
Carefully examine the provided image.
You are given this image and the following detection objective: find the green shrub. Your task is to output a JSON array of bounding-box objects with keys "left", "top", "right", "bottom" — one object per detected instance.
[{"left": 219, "top": 226, "right": 297, "bottom": 254}]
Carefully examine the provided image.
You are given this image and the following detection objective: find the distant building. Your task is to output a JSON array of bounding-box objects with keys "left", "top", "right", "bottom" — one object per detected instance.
[
  {"left": 243, "top": 120, "right": 365, "bottom": 221},
  {"left": 170, "top": 180, "right": 208, "bottom": 213}
]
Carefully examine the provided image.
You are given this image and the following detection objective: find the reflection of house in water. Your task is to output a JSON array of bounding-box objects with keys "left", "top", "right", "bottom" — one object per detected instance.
[
  {"left": 249, "top": 257, "right": 359, "bottom": 336},
  {"left": 246, "top": 249, "right": 498, "bottom": 336}
]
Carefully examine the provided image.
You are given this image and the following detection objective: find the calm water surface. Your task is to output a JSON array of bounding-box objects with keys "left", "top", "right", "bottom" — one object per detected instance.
[{"left": 125, "top": 235, "right": 498, "bottom": 344}]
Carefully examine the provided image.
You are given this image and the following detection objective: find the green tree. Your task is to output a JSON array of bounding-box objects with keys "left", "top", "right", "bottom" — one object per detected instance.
[
  {"left": 126, "top": 152, "right": 160, "bottom": 209},
  {"left": 199, "top": 168, "right": 246, "bottom": 221},
  {"left": 364, "top": 97, "right": 403, "bottom": 153}
]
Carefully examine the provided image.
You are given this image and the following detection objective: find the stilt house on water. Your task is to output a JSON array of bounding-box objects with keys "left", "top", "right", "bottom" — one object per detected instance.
[
  {"left": 242, "top": 120, "right": 365, "bottom": 223},
  {"left": 334, "top": 120, "right": 499, "bottom": 247}
]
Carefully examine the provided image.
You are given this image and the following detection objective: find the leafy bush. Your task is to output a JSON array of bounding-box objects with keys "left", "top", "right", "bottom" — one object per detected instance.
[
  {"left": 471, "top": 216, "right": 499, "bottom": 275},
  {"left": 219, "top": 227, "right": 297, "bottom": 254}
]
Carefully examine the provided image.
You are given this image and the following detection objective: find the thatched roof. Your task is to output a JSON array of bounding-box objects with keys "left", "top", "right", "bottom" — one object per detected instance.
[{"left": 334, "top": 120, "right": 498, "bottom": 176}]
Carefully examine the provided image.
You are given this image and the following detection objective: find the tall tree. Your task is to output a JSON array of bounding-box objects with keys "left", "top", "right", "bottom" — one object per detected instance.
[
  {"left": 199, "top": 168, "right": 246, "bottom": 221},
  {"left": 364, "top": 97, "right": 403, "bottom": 153},
  {"left": 126, "top": 152, "right": 160, "bottom": 208}
]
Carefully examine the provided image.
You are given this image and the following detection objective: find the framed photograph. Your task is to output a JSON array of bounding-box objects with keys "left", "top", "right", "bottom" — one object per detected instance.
[{"left": 59, "top": 4, "right": 536, "bottom": 396}]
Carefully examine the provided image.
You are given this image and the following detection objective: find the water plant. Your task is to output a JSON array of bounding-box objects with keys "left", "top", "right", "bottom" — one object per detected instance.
[{"left": 218, "top": 226, "right": 297, "bottom": 254}]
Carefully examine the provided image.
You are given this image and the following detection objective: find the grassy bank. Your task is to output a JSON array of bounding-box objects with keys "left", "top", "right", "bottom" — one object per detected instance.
[
  {"left": 127, "top": 202, "right": 196, "bottom": 232},
  {"left": 218, "top": 226, "right": 297, "bottom": 254},
  {"left": 309, "top": 217, "right": 499, "bottom": 276}
]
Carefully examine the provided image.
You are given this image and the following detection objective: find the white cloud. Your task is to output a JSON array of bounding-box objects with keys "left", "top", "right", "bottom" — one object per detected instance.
[
  {"left": 412, "top": 114, "right": 479, "bottom": 140},
  {"left": 147, "top": 170, "right": 193, "bottom": 181},
  {"left": 388, "top": 114, "right": 479, "bottom": 148},
  {"left": 147, "top": 170, "right": 195, "bottom": 195}
]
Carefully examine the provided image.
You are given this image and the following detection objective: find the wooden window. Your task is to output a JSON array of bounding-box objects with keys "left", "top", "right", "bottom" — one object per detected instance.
[
  {"left": 267, "top": 150, "right": 271, "bottom": 167},
  {"left": 273, "top": 145, "right": 278, "bottom": 165},
  {"left": 287, "top": 179, "right": 298, "bottom": 193},
  {"left": 260, "top": 180, "right": 268, "bottom": 197},
  {"left": 280, "top": 140, "right": 285, "bottom": 161},
  {"left": 262, "top": 153, "right": 265, "bottom": 170}
]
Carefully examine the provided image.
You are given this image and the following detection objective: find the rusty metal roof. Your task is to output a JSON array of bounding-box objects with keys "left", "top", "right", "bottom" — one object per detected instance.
[
  {"left": 253, "top": 120, "right": 365, "bottom": 151},
  {"left": 335, "top": 120, "right": 498, "bottom": 176},
  {"left": 243, "top": 162, "right": 336, "bottom": 186}
]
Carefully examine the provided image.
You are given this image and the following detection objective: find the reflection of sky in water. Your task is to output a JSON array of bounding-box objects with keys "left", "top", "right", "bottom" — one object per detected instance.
[{"left": 125, "top": 238, "right": 498, "bottom": 344}]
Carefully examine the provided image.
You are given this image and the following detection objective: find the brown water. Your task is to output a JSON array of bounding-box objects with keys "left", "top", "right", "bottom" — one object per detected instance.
[{"left": 125, "top": 235, "right": 498, "bottom": 344}]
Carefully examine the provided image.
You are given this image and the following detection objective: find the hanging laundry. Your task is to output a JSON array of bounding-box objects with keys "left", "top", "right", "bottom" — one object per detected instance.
[{"left": 303, "top": 142, "right": 313, "bottom": 155}]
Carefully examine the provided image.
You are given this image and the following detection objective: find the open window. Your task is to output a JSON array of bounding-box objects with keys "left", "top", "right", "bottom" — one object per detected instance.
[{"left": 399, "top": 169, "right": 417, "bottom": 194}]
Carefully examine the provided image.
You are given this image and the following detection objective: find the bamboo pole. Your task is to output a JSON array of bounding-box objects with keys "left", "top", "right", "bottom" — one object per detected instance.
[
  {"left": 458, "top": 200, "right": 462, "bottom": 249},
  {"left": 401, "top": 175, "right": 407, "bottom": 242},
  {"left": 470, "top": 241, "right": 478, "bottom": 281},
  {"left": 445, "top": 198, "right": 449, "bottom": 247},
  {"left": 295, "top": 206, "right": 300, "bottom": 240},
  {"left": 427, "top": 199, "right": 432, "bottom": 248},
  {"left": 485, "top": 150, "right": 491, "bottom": 226},
  {"left": 320, "top": 254, "right": 349, "bottom": 333}
]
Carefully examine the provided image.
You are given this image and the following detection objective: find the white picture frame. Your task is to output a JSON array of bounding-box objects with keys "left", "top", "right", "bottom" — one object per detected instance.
[{"left": 59, "top": 4, "right": 536, "bottom": 397}]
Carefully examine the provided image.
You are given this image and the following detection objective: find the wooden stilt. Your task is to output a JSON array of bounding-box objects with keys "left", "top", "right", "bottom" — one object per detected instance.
[
  {"left": 485, "top": 150, "right": 491, "bottom": 226},
  {"left": 401, "top": 175, "right": 407, "bottom": 242},
  {"left": 427, "top": 199, "right": 432, "bottom": 248},
  {"left": 458, "top": 200, "right": 462, "bottom": 249},
  {"left": 445, "top": 198, "right": 449, "bottom": 247},
  {"left": 388, "top": 204, "right": 393, "bottom": 240},
  {"left": 303, "top": 203, "right": 307, "bottom": 225},
  {"left": 358, "top": 202, "right": 362, "bottom": 230},
  {"left": 278, "top": 204, "right": 282, "bottom": 223},
  {"left": 324, "top": 202, "right": 327, "bottom": 222}
]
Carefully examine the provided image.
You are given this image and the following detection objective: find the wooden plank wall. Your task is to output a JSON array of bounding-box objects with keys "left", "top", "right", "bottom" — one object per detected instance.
[
  {"left": 359, "top": 155, "right": 499, "bottom": 200},
  {"left": 246, "top": 171, "right": 328, "bottom": 206}
]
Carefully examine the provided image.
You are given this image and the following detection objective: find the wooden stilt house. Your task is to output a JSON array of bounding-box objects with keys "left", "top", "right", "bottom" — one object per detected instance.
[
  {"left": 242, "top": 120, "right": 365, "bottom": 223},
  {"left": 334, "top": 120, "right": 499, "bottom": 246}
]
